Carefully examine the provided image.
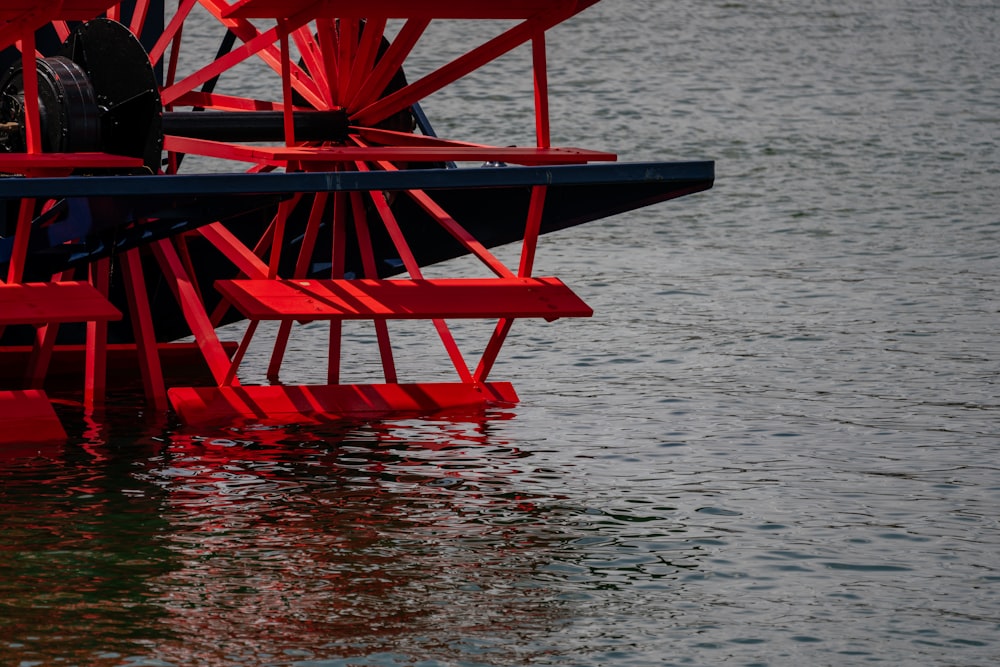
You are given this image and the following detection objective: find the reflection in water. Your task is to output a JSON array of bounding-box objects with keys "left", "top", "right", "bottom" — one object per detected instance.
[
  {"left": 0, "top": 438, "right": 177, "bottom": 665},
  {"left": 1, "top": 415, "right": 630, "bottom": 666}
]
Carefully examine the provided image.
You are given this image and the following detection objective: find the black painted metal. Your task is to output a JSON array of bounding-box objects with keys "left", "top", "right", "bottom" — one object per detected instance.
[
  {"left": 0, "top": 56, "right": 101, "bottom": 154},
  {"left": 61, "top": 18, "right": 163, "bottom": 172},
  {"left": 163, "top": 110, "right": 350, "bottom": 143},
  {"left": 0, "top": 161, "right": 714, "bottom": 198}
]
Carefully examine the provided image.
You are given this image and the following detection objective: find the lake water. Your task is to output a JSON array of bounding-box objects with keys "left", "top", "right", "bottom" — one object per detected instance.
[{"left": 3, "top": 1, "right": 1000, "bottom": 665}]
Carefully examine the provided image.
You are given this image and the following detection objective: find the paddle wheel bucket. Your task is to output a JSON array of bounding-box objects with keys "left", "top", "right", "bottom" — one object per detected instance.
[{"left": 0, "top": 1, "right": 713, "bottom": 439}]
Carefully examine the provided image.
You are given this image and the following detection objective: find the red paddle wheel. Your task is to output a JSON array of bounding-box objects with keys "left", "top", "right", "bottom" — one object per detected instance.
[{"left": 0, "top": 1, "right": 713, "bottom": 439}]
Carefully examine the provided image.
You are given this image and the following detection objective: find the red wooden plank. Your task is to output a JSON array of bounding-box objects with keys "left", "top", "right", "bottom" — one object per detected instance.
[
  {"left": 0, "top": 390, "right": 66, "bottom": 443},
  {"left": 224, "top": 0, "right": 577, "bottom": 20},
  {"left": 0, "top": 282, "right": 122, "bottom": 326},
  {"left": 0, "top": 153, "right": 146, "bottom": 176},
  {"left": 163, "top": 135, "right": 616, "bottom": 165},
  {"left": 214, "top": 277, "right": 593, "bottom": 321},
  {"left": 0, "top": 1, "right": 120, "bottom": 21},
  {"left": 2, "top": 2, "right": 118, "bottom": 51},
  {"left": 168, "top": 381, "right": 519, "bottom": 425}
]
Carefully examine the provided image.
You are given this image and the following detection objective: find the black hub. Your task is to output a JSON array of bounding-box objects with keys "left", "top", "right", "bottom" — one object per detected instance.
[
  {"left": 61, "top": 18, "right": 163, "bottom": 172},
  {"left": 0, "top": 56, "right": 101, "bottom": 155},
  {"left": 0, "top": 19, "right": 162, "bottom": 173}
]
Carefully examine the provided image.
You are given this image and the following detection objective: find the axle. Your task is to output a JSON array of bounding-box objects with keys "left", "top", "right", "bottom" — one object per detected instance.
[{"left": 162, "top": 110, "right": 350, "bottom": 144}]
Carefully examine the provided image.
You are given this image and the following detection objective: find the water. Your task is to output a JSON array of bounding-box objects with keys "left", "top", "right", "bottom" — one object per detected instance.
[{"left": 3, "top": 1, "right": 1000, "bottom": 664}]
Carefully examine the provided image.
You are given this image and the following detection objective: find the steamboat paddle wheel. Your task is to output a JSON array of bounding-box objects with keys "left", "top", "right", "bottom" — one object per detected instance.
[{"left": 0, "top": 0, "right": 713, "bottom": 440}]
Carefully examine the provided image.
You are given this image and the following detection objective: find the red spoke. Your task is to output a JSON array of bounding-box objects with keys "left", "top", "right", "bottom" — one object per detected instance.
[
  {"left": 347, "top": 17, "right": 428, "bottom": 112},
  {"left": 6, "top": 200, "right": 35, "bottom": 283},
  {"left": 226, "top": 319, "right": 259, "bottom": 385},
  {"left": 352, "top": 12, "right": 567, "bottom": 126},
  {"left": 121, "top": 248, "right": 168, "bottom": 410},
  {"left": 291, "top": 24, "right": 331, "bottom": 105},
  {"left": 151, "top": 239, "right": 236, "bottom": 387},
  {"left": 349, "top": 190, "right": 397, "bottom": 383},
  {"left": 263, "top": 188, "right": 328, "bottom": 381},
  {"left": 84, "top": 258, "right": 111, "bottom": 408},
  {"left": 149, "top": 0, "right": 195, "bottom": 67},
  {"left": 343, "top": 16, "right": 387, "bottom": 105},
  {"left": 336, "top": 18, "right": 358, "bottom": 106},
  {"left": 327, "top": 188, "right": 349, "bottom": 383},
  {"left": 532, "top": 31, "right": 550, "bottom": 148},
  {"left": 354, "top": 163, "right": 472, "bottom": 382},
  {"left": 349, "top": 136, "right": 514, "bottom": 278},
  {"left": 315, "top": 18, "right": 340, "bottom": 104},
  {"left": 169, "top": 90, "right": 299, "bottom": 111},
  {"left": 474, "top": 318, "right": 514, "bottom": 383},
  {"left": 53, "top": 21, "right": 71, "bottom": 41},
  {"left": 266, "top": 319, "right": 291, "bottom": 381},
  {"left": 518, "top": 185, "right": 548, "bottom": 277},
  {"left": 165, "top": 0, "right": 326, "bottom": 109},
  {"left": 128, "top": 0, "right": 151, "bottom": 39}
]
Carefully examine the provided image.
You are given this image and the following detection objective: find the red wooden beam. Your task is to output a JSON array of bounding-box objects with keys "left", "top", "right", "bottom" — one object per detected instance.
[
  {"left": 168, "top": 381, "right": 520, "bottom": 426},
  {"left": 214, "top": 277, "right": 593, "bottom": 321},
  {"left": 150, "top": 239, "right": 237, "bottom": 387},
  {"left": 0, "top": 153, "right": 146, "bottom": 176},
  {"left": 162, "top": 135, "right": 616, "bottom": 165},
  {"left": 223, "top": 0, "right": 578, "bottom": 20},
  {"left": 1, "top": 2, "right": 120, "bottom": 47},
  {"left": 0, "top": 282, "right": 121, "bottom": 326},
  {"left": 0, "top": 390, "right": 67, "bottom": 442}
]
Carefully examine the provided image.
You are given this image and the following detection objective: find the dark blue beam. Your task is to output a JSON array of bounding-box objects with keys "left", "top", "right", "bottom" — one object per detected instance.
[{"left": 0, "top": 161, "right": 713, "bottom": 199}]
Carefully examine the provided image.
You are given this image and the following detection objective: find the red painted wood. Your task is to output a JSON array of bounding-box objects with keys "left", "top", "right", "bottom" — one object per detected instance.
[
  {"left": 223, "top": 0, "right": 577, "bottom": 20},
  {"left": 84, "top": 258, "right": 111, "bottom": 408},
  {"left": 346, "top": 18, "right": 429, "bottom": 111},
  {"left": 6, "top": 199, "right": 34, "bottom": 283},
  {"left": 168, "top": 381, "right": 519, "bottom": 425},
  {"left": 0, "top": 282, "right": 121, "bottom": 326},
  {"left": 161, "top": 136, "right": 616, "bottom": 165},
  {"left": 1, "top": 2, "right": 121, "bottom": 51},
  {"left": 54, "top": 0, "right": 122, "bottom": 20},
  {"left": 150, "top": 240, "right": 237, "bottom": 387},
  {"left": 0, "top": 1, "right": 119, "bottom": 25},
  {"left": 163, "top": 0, "right": 325, "bottom": 108},
  {"left": 532, "top": 32, "right": 551, "bottom": 148},
  {"left": 19, "top": 29, "right": 41, "bottom": 156},
  {"left": 0, "top": 153, "right": 146, "bottom": 176},
  {"left": 214, "top": 277, "right": 593, "bottom": 321},
  {"left": 0, "top": 390, "right": 66, "bottom": 443},
  {"left": 122, "top": 249, "right": 169, "bottom": 411}
]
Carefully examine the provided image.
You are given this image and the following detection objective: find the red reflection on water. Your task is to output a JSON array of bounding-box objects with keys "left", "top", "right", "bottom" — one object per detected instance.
[{"left": 1, "top": 414, "right": 568, "bottom": 666}]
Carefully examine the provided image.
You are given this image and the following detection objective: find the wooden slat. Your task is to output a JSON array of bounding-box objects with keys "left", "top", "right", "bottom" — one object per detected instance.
[
  {"left": 224, "top": 0, "right": 576, "bottom": 20},
  {"left": 0, "top": 0, "right": 120, "bottom": 21},
  {"left": 0, "top": 153, "right": 147, "bottom": 175},
  {"left": 163, "top": 135, "right": 617, "bottom": 166},
  {"left": 0, "top": 390, "right": 66, "bottom": 442},
  {"left": 0, "top": 282, "right": 122, "bottom": 326},
  {"left": 2, "top": 1, "right": 119, "bottom": 52},
  {"left": 215, "top": 277, "right": 593, "bottom": 321},
  {"left": 168, "top": 381, "right": 520, "bottom": 425}
]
